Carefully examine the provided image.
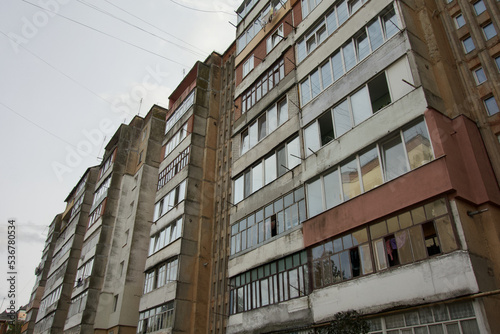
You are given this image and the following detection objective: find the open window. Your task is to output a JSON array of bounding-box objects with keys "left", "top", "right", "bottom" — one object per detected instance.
[
  {"left": 319, "top": 111, "right": 335, "bottom": 146},
  {"left": 368, "top": 73, "right": 391, "bottom": 111},
  {"left": 423, "top": 222, "right": 441, "bottom": 256},
  {"left": 267, "top": 25, "right": 284, "bottom": 53}
]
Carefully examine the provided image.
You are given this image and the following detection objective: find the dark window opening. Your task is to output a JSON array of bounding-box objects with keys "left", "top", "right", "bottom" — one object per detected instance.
[
  {"left": 271, "top": 214, "right": 277, "bottom": 237},
  {"left": 319, "top": 112, "right": 335, "bottom": 146},
  {"left": 423, "top": 222, "right": 441, "bottom": 256},
  {"left": 368, "top": 73, "right": 391, "bottom": 112},
  {"left": 350, "top": 248, "right": 361, "bottom": 277}
]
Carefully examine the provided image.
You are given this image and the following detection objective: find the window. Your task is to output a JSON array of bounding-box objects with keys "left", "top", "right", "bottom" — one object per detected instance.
[
  {"left": 148, "top": 217, "right": 183, "bottom": 256},
  {"left": 495, "top": 56, "right": 500, "bottom": 71},
  {"left": 243, "top": 55, "right": 254, "bottom": 77},
  {"left": 113, "top": 295, "right": 119, "bottom": 312},
  {"left": 241, "top": 59, "right": 285, "bottom": 113},
  {"left": 454, "top": 13, "right": 465, "bottom": 28},
  {"left": 301, "top": 0, "right": 321, "bottom": 18},
  {"left": 304, "top": 73, "right": 391, "bottom": 156},
  {"left": 143, "top": 257, "right": 178, "bottom": 293},
  {"left": 153, "top": 180, "right": 186, "bottom": 221},
  {"left": 299, "top": 6, "right": 399, "bottom": 105},
  {"left": 98, "top": 150, "right": 115, "bottom": 179},
  {"left": 92, "top": 176, "right": 111, "bottom": 206},
  {"left": 88, "top": 199, "right": 106, "bottom": 228},
  {"left": 231, "top": 187, "right": 306, "bottom": 255},
  {"left": 484, "top": 96, "right": 500, "bottom": 116},
  {"left": 157, "top": 147, "right": 190, "bottom": 190},
  {"left": 234, "top": 136, "right": 301, "bottom": 203},
  {"left": 482, "top": 22, "right": 497, "bottom": 40},
  {"left": 306, "top": 119, "right": 433, "bottom": 213},
  {"left": 312, "top": 198, "right": 458, "bottom": 291},
  {"left": 70, "top": 194, "right": 84, "bottom": 218},
  {"left": 297, "top": 0, "right": 373, "bottom": 63},
  {"left": 366, "top": 301, "right": 480, "bottom": 334},
  {"left": 382, "top": 8, "right": 399, "bottom": 39},
  {"left": 473, "top": 67, "right": 486, "bottom": 85},
  {"left": 473, "top": 0, "right": 486, "bottom": 15},
  {"left": 267, "top": 25, "right": 284, "bottom": 53},
  {"left": 462, "top": 36, "right": 475, "bottom": 53},
  {"left": 241, "top": 98, "right": 288, "bottom": 154},
  {"left": 236, "top": 0, "right": 283, "bottom": 53},
  {"left": 137, "top": 301, "right": 174, "bottom": 334},
  {"left": 165, "top": 92, "right": 194, "bottom": 134},
  {"left": 236, "top": 0, "right": 257, "bottom": 24},
  {"left": 311, "top": 227, "right": 372, "bottom": 288},
  {"left": 229, "top": 251, "right": 309, "bottom": 314},
  {"left": 75, "top": 258, "right": 94, "bottom": 286},
  {"left": 163, "top": 122, "right": 188, "bottom": 159},
  {"left": 382, "top": 136, "right": 408, "bottom": 181},
  {"left": 67, "top": 292, "right": 88, "bottom": 318}
]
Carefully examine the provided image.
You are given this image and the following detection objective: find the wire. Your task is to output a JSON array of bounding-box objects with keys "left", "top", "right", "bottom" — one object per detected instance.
[
  {"left": 101, "top": 0, "right": 209, "bottom": 56},
  {"left": 19, "top": 0, "right": 192, "bottom": 68},
  {"left": 0, "top": 29, "right": 136, "bottom": 118},
  {"left": 169, "top": 0, "right": 236, "bottom": 15},
  {"left": 0, "top": 100, "right": 100, "bottom": 159},
  {"left": 74, "top": 0, "right": 207, "bottom": 58}
]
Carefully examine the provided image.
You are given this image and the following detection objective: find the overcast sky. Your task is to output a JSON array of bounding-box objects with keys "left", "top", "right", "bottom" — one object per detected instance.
[{"left": 0, "top": 0, "right": 238, "bottom": 311}]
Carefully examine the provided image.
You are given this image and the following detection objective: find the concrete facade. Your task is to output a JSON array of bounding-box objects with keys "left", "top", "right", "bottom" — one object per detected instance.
[
  {"left": 33, "top": 168, "right": 98, "bottom": 334},
  {"left": 23, "top": 215, "right": 61, "bottom": 334},
  {"left": 137, "top": 52, "right": 227, "bottom": 334},
  {"left": 222, "top": 0, "right": 500, "bottom": 333},
  {"left": 64, "top": 107, "right": 166, "bottom": 334}
]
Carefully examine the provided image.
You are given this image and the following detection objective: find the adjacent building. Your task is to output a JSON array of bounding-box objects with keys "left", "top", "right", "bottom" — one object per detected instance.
[
  {"left": 137, "top": 52, "right": 226, "bottom": 334},
  {"left": 23, "top": 215, "right": 62, "bottom": 334},
  {"left": 64, "top": 107, "right": 166, "bottom": 334}
]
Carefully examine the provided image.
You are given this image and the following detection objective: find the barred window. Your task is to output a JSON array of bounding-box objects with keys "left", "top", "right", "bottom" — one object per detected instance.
[
  {"left": 157, "top": 147, "right": 190, "bottom": 190},
  {"left": 88, "top": 199, "right": 106, "bottom": 228}
]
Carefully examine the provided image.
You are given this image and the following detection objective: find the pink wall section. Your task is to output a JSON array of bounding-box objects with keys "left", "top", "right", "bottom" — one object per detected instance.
[{"left": 302, "top": 109, "right": 500, "bottom": 248}]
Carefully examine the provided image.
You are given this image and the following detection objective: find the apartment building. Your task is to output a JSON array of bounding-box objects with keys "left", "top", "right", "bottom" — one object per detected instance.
[
  {"left": 33, "top": 168, "right": 99, "bottom": 334},
  {"left": 25, "top": 1, "right": 500, "bottom": 333},
  {"left": 224, "top": 0, "right": 500, "bottom": 333},
  {"left": 437, "top": 0, "right": 500, "bottom": 180},
  {"left": 136, "top": 52, "right": 224, "bottom": 334},
  {"left": 64, "top": 107, "right": 166, "bottom": 334},
  {"left": 22, "top": 215, "right": 61, "bottom": 334}
]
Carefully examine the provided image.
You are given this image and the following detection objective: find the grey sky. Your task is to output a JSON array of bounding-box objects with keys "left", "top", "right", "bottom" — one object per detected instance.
[{"left": 0, "top": 0, "right": 238, "bottom": 310}]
